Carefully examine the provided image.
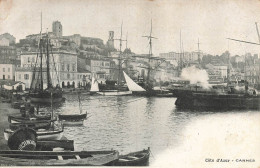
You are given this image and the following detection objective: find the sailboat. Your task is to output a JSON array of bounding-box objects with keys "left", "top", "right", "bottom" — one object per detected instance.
[
  {"left": 29, "top": 16, "right": 63, "bottom": 104},
  {"left": 123, "top": 20, "right": 172, "bottom": 97},
  {"left": 93, "top": 23, "right": 132, "bottom": 96},
  {"left": 89, "top": 73, "right": 100, "bottom": 95}
]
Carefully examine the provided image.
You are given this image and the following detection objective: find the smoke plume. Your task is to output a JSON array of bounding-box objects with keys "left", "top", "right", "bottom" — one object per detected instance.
[{"left": 180, "top": 66, "right": 210, "bottom": 89}]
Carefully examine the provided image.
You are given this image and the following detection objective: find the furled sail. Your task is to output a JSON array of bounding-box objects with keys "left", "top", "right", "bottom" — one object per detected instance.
[
  {"left": 90, "top": 74, "right": 99, "bottom": 92},
  {"left": 123, "top": 71, "right": 146, "bottom": 92}
]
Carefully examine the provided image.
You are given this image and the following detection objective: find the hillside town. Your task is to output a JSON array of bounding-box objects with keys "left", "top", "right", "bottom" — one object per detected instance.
[{"left": 0, "top": 20, "right": 260, "bottom": 91}]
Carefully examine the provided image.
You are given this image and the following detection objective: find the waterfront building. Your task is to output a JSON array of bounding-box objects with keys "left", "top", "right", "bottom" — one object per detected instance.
[
  {"left": 15, "top": 51, "right": 88, "bottom": 89},
  {"left": 0, "top": 63, "right": 15, "bottom": 80},
  {"left": 86, "top": 58, "right": 113, "bottom": 81}
]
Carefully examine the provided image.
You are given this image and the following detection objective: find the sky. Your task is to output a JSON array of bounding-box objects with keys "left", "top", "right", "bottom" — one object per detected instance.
[{"left": 1, "top": 0, "right": 260, "bottom": 56}]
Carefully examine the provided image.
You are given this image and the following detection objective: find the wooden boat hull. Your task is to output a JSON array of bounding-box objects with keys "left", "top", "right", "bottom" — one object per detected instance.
[
  {"left": 36, "top": 140, "right": 74, "bottom": 151},
  {"left": 8, "top": 115, "right": 51, "bottom": 123},
  {"left": 97, "top": 91, "right": 132, "bottom": 96},
  {"left": 59, "top": 113, "right": 86, "bottom": 126},
  {"left": 114, "top": 148, "right": 150, "bottom": 166},
  {"left": 0, "top": 150, "right": 119, "bottom": 166},
  {"left": 30, "top": 97, "right": 64, "bottom": 103},
  {"left": 4, "top": 128, "right": 63, "bottom": 141}
]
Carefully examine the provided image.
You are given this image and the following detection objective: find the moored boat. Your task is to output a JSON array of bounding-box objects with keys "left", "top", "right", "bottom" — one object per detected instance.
[
  {"left": 58, "top": 92, "right": 87, "bottom": 126},
  {"left": 8, "top": 115, "right": 51, "bottom": 123},
  {"left": 113, "top": 148, "right": 150, "bottom": 166},
  {"left": 4, "top": 121, "right": 64, "bottom": 141},
  {"left": 0, "top": 150, "right": 119, "bottom": 166},
  {"left": 175, "top": 90, "right": 260, "bottom": 110},
  {"left": 58, "top": 113, "right": 87, "bottom": 126}
]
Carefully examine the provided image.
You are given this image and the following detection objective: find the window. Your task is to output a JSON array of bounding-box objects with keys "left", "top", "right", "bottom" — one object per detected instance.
[
  {"left": 61, "top": 64, "right": 64, "bottom": 71},
  {"left": 19, "top": 74, "right": 21, "bottom": 80},
  {"left": 8, "top": 68, "right": 10, "bottom": 72},
  {"left": 28, "top": 57, "right": 30, "bottom": 63},
  {"left": 72, "top": 64, "right": 75, "bottom": 71},
  {"left": 24, "top": 74, "right": 29, "bottom": 80},
  {"left": 3, "top": 68, "right": 5, "bottom": 72},
  {"left": 67, "top": 74, "right": 70, "bottom": 79},
  {"left": 67, "top": 64, "right": 70, "bottom": 71},
  {"left": 32, "top": 57, "right": 35, "bottom": 63},
  {"left": 8, "top": 75, "right": 10, "bottom": 79}
]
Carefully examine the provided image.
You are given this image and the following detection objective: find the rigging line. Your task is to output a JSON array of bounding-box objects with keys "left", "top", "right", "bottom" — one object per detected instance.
[
  {"left": 30, "top": 52, "right": 40, "bottom": 89},
  {"left": 50, "top": 45, "right": 60, "bottom": 86}
]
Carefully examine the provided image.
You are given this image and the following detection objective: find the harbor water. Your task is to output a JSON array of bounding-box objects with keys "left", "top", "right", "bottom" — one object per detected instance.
[
  {"left": 1, "top": 94, "right": 257, "bottom": 167},
  {"left": 44, "top": 94, "right": 260, "bottom": 167}
]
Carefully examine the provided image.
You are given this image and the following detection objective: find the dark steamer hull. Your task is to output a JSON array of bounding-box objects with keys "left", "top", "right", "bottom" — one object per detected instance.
[
  {"left": 175, "top": 92, "right": 260, "bottom": 110},
  {"left": 132, "top": 90, "right": 174, "bottom": 97}
]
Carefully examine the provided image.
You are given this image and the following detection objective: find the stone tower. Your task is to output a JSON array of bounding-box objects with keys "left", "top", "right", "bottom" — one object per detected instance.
[
  {"left": 52, "top": 21, "right": 62, "bottom": 37},
  {"left": 107, "top": 31, "right": 114, "bottom": 49}
]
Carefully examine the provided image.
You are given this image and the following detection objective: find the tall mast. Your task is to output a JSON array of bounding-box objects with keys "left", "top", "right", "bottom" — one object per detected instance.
[
  {"left": 142, "top": 19, "right": 157, "bottom": 87},
  {"left": 40, "top": 39, "right": 43, "bottom": 91},
  {"left": 46, "top": 32, "right": 51, "bottom": 88},
  {"left": 197, "top": 38, "right": 201, "bottom": 65},
  {"left": 40, "top": 12, "right": 43, "bottom": 91},
  {"left": 114, "top": 22, "right": 126, "bottom": 88},
  {"left": 179, "top": 30, "right": 183, "bottom": 71}
]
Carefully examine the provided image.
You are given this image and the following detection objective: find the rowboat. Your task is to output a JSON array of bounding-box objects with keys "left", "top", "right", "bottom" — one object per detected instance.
[
  {"left": 8, "top": 115, "right": 51, "bottom": 123},
  {"left": 4, "top": 121, "right": 64, "bottom": 141},
  {"left": 114, "top": 148, "right": 150, "bottom": 166},
  {"left": 9, "top": 120, "right": 52, "bottom": 130},
  {"left": 36, "top": 140, "right": 74, "bottom": 151},
  {"left": 58, "top": 113, "right": 87, "bottom": 126},
  {"left": 0, "top": 150, "right": 119, "bottom": 166}
]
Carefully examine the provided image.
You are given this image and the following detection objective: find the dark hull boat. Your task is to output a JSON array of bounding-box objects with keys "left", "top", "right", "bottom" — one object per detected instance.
[
  {"left": 114, "top": 148, "right": 150, "bottom": 166},
  {"left": 29, "top": 91, "right": 63, "bottom": 104},
  {"left": 0, "top": 150, "right": 119, "bottom": 166},
  {"left": 175, "top": 90, "right": 260, "bottom": 110},
  {"left": 58, "top": 113, "right": 87, "bottom": 126}
]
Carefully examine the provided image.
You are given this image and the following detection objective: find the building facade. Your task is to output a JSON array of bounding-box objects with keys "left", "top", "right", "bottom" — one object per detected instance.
[
  {"left": 15, "top": 51, "right": 87, "bottom": 89},
  {"left": 0, "top": 64, "right": 15, "bottom": 80}
]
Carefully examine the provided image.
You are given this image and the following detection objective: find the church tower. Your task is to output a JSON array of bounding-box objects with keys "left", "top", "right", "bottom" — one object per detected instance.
[{"left": 52, "top": 21, "right": 63, "bottom": 37}]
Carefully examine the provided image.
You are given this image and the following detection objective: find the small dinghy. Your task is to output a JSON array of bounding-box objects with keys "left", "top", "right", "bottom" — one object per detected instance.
[
  {"left": 114, "top": 148, "right": 150, "bottom": 166},
  {"left": 58, "top": 92, "right": 87, "bottom": 126},
  {"left": 58, "top": 113, "right": 87, "bottom": 126},
  {"left": 36, "top": 140, "right": 74, "bottom": 151},
  {"left": 8, "top": 115, "right": 51, "bottom": 123},
  {"left": 0, "top": 150, "right": 119, "bottom": 166},
  {"left": 9, "top": 120, "right": 52, "bottom": 130},
  {"left": 4, "top": 120, "right": 64, "bottom": 141}
]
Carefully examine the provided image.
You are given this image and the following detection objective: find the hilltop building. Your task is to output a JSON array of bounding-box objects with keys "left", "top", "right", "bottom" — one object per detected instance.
[{"left": 0, "top": 33, "right": 16, "bottom": 46}]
